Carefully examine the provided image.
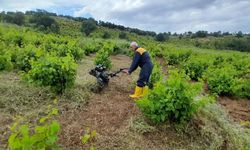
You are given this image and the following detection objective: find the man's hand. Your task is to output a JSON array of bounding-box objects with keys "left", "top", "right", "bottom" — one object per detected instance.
[{"left": 122, "top": 69, "right": 129, "bottom": 74}]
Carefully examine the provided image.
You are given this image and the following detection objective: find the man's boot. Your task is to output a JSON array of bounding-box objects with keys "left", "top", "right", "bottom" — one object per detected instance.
[{"left": 129, "top": 86, "right": 143, "bottom": 98}]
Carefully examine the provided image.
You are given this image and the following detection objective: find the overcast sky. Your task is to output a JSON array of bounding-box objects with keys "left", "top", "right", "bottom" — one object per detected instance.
[{"left": 0, "top": 0, "right": 249, "bottom": 33}]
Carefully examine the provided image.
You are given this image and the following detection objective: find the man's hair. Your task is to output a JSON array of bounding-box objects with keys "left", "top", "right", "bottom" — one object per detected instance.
[{"left": 130, "top": 41, "right": 138, "bottom": 47}]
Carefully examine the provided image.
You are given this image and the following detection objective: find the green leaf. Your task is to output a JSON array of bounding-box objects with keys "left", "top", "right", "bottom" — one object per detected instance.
[
  {"left": 91, "top": 130, "right": 97, "bottom": 138},
  {"left": 81, "top": 134, "right": 91, "bottom": 144},
  {"left": 39, "top": 116, "right": 49, "bottom": 123},
  {"left": 90, "top": 144, "right": 95, "bottom": 150}
]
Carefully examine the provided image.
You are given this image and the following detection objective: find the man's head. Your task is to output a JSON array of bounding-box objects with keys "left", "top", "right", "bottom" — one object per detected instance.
[{"left": 130, "top": 41, "right": 139, "bottom": 51}]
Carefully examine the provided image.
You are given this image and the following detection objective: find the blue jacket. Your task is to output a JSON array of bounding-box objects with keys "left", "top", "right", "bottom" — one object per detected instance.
[{"left": 129, "top": 47, "right": 153, "bottom": 74}]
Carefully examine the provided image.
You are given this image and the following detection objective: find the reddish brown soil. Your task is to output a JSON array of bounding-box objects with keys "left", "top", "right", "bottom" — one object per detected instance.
[
  {"left": 58, "top": 55, "right": 140, "bottom": 149},
  {"left": 219, "top": 97, "right": 250, "bottom": 122}
]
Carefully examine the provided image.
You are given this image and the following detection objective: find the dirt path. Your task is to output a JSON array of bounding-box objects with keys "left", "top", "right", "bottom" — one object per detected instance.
[{"left": 58, "top": 55, "right": 140, "bottom": 149}]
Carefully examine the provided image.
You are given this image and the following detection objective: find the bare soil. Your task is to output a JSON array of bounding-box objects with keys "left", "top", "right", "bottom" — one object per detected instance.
[
  {"left": 219, "top": 97, "right": 250, "bottom": 122},
  {"left": 58, "top": 55, "right": 140, "bottom": 149}
]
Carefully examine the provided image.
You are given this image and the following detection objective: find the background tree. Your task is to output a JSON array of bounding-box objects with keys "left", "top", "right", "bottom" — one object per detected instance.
[
  {"left": 195, "top": 30, "right": 208, "bottom": 38},
  {"left": 155, "top": 32, "right": 169, "bottom": 42},
  {"left": 13, "top": 12, "right": 25, "bottom": 26},
  {"left": 236, "top": 31, "right": 243, "bottom": 38},
  {"left": 0, "top": 11, "right": 5, "bottom": 22},
  {"left": 30, "top": 13, "right": 59, "bottom": 33},
  {"left": 80, "top": 20, "right": 97, "bottom": 36}
]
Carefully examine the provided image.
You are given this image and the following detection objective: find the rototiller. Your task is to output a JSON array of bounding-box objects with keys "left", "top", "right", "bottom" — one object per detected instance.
[{"left": 89, "top": 64, "right": 127, "bottom": 92}]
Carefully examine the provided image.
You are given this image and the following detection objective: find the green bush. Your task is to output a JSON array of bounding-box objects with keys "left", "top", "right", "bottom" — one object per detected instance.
[
  {"left": 12, "top": 35, "right": 24, "bottom": 47},
  {"left": 183, "top": 56, "right": 210, "bottom": 81},
  {"left": 15, "top": 46, "right": 38, "bottom": 72},
  {"left": 136, "top": 70, "right": 207, "bottom": 124},
  {"left": 94, "top": 49, "right": 112, "bottom": 69},
  {"left": 206, "top": 66, "right": 237, "bottom": 96},
  {"left": 233, "top": 78, "right": 250, "bottom": 99},
  {"left": 55, "top": 43, "right": 83, "bottom": 61},
  {"left": 26, "top": 55, "right": 77, "bottom": 94},
  {"left": 0, "top": 54, "right": 13, "bottom": 71},
  {"left": 213, "top": 56, "right": 225, "bottom": 67},
  {"left": 68, "top": 45, "right": 84, "bottom": 61},
  {"left": 232, "top": 58, "right": 250, "bottom": 77},
  {"left": 102, "top": 41, "right": 116, "bottom": 55},
  {"left": 83, "top": 43, "right": 98, "bottom": 56},
  {"left": 148, "top": 61, "right": 163, "bottom": 89},
  {"left": 164, "top": 51, "right": 191, "bottom": 65}
]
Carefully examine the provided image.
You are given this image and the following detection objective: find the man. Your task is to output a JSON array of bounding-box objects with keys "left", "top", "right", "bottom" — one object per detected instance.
[{"left": 123, "top": 42, "right": 153, "bottom": 98}]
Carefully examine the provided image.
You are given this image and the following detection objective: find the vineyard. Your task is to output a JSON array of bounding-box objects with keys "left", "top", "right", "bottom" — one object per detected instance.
[{"left": 0, "top": 13, "right": 250, "bottom": 150}]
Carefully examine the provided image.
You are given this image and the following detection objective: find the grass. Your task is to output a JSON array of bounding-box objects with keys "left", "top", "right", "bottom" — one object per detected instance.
[
  {"left": 0, "top": 71, "right": 54, "bottom": 114},
  {"left": 127, "top": 104, "right": 250, "bottom": 150},
  {"left": 196, "top": 104, "right": 250, "bottom": 150}
]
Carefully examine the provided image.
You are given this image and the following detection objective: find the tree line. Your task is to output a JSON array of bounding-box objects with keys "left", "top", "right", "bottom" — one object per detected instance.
[{"left": 0, "top": 10, "right": 59, "bottom": 33}]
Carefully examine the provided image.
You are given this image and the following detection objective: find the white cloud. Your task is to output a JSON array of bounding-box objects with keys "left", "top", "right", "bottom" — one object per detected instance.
[{"left": 1, "top": 0, "right": 250, "bottom": 33}]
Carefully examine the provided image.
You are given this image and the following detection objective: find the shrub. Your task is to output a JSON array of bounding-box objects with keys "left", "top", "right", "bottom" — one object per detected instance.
[
  {"left": 55, "top": 43, "right": 84, "bottom": 61},
  {"left": 206, "top": 66, "right": 237, "bottom": 96},
  {"left": 0, "top": 54, "right": 13, "bottom": 71},
  {"left": 233, "top": 78, "right": 250, "bottom": 99},
  {"left": 164, "top": 51, "right": 191, "bottom": 65},
  {"left": 183, "top": 56, "right": 210, "bottom": 81},
  {"left": 136, "top": 70, "right": 208, "bottom": 124},
  {"left": 232, "top": 58, "right": 250, "bottom": 77},
  {"left": 12, "top": 35, "right": 24, "bottom": 47},
  {"left": 213, "top": 56, "right": 225, "bottom": 66},
  {"left": 94, "top": 49, "right": 112, "bottom": 69},
  {"left": 82, "top": 43, "right": 98, "bottom": 56},
  {"left": 148, "top": 61, "right": 163, "bottom": 89},
  {"left": 68, "top": 45, "right": 84, "bottom": 61},
  {"left": 102, "top": 42, "right": 116, "bottom": 55},
  {"left": 26, "top": 55, "right": 77, "bottom": 94},
  {"left": 15, "top": 46, "right": 38, "bottom": 72}
]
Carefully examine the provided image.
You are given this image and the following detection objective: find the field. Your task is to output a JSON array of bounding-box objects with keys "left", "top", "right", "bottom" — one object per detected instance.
[{"left": 0, "top": 13, "right": 250, "bottom": 150}]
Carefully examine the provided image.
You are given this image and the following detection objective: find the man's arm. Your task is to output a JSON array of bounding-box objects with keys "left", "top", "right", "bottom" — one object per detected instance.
[{"left": 128, "top": 52, "right": 140, "bottom": 74}]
